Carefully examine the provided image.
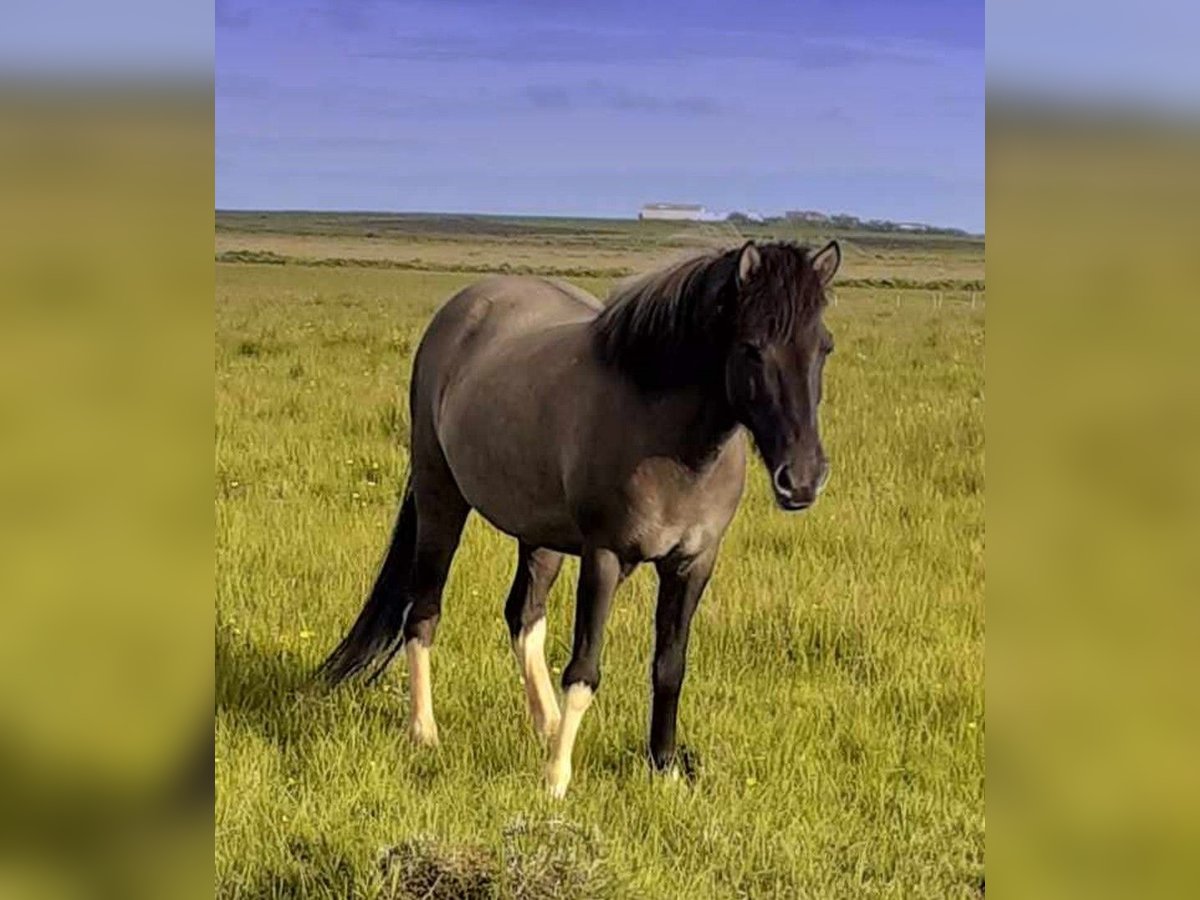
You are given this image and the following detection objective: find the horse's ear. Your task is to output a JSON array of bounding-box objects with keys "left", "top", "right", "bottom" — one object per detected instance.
[
  {"left": 811, "top": 240, "right": 841, "bottom": 286},
  {"left": 737, "top": 242, "right": 761, "bottom": 287}
]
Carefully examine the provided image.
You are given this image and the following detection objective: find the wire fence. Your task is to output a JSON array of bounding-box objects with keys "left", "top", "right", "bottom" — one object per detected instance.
[{"left": 829, "top": 288, "right": 985, "bottom": 310}]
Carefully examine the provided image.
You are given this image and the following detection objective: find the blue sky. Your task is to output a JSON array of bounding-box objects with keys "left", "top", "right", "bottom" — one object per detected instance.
[{"left": 217, "top": 1, "right": 983, "bottom": 231}]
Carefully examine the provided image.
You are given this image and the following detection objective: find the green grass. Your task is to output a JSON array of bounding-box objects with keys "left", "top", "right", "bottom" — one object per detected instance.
[{"left": 216, "top": 232, "right": 984, "bottom": 897}]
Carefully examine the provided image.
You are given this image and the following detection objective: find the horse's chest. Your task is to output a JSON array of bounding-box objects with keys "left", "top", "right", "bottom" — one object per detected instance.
[
  {"left": 633, "top": 519, "right": 709, "bottom": 561},
  {"left": 618, "top": 455, "right": 743, "bottom": 561}
]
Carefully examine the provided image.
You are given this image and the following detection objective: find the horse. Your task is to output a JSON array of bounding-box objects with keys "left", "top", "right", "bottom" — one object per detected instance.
[{"left": 319, "top": 239, "right": 840, "bottom": 797}]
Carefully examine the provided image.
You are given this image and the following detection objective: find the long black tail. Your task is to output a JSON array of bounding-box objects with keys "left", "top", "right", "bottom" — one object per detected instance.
[{"left": 318, "top": 482, "right": 417, "bottom": 685}]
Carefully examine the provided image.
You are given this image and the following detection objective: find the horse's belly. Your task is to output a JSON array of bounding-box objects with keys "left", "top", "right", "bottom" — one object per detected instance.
[
  {"left": 458, "top": 468, "right": 582, "bottom": 548},
  {"left": 439, "top": 399, "right": 581, "bottom": 548}
]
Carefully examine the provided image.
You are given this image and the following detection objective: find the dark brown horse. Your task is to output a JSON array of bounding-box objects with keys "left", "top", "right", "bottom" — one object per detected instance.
[{"left": 320, "top": 240, "right": 839, "bottom": 796}]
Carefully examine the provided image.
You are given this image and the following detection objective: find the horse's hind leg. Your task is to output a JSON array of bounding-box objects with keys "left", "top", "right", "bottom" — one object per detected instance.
[
  {"left": 505, "top": 544, "right": 564, "bottom": 740},
  {"left": 401, "top": 468, "right": 469, "bottom": 747}
]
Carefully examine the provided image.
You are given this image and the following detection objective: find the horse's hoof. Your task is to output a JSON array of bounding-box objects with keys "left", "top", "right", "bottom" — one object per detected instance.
[
  {"left": 544, "top": 761, "right": 571, "bottom": 799},
  {"left": 650, "top": 746, "right": 701, "bottom": 783},
  {"left": 409, "top": 717, "right": 440, "bottom": 748},
  {"left": 676, "top": 746, "right": 701, "bottom": 781}
]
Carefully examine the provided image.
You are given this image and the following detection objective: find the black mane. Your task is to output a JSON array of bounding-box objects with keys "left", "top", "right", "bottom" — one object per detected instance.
[{"left": 591, "top": 242, "right": 826, "bottom": 390}]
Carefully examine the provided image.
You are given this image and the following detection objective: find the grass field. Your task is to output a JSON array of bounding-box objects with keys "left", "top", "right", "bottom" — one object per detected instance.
[{"left": 215, "top": 214, "right": 984, "bottom": 898}]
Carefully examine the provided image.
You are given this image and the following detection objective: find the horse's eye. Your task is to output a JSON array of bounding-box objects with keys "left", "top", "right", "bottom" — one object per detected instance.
[{"left": 741, "top": 343, "right": 763, "bottom": 364}]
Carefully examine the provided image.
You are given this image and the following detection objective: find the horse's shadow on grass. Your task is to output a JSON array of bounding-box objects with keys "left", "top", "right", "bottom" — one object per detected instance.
[
  {"left": 216, "top": 628, "right": 409, "bottom": 756},
  {"left": 217, "top": 629, "right": 313, "bottom": 749}
]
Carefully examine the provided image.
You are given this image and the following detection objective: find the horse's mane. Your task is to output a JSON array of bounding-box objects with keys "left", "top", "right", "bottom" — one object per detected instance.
[{"left": 591, "top": 242, "right": 825, "bottom": 389}]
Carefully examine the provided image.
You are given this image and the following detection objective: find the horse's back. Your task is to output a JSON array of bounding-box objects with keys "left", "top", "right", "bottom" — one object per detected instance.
[
  {"left": 423, "top": 275, "right": 599, "bottom": 354},
  {"left": 412, "top": 275, "right": 595, "bottom": 406}
]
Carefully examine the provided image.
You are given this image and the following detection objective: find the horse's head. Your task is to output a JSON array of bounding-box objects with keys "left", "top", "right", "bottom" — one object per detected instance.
[{"left": 724, "top": 240, "right": 839, "bottom": 512}]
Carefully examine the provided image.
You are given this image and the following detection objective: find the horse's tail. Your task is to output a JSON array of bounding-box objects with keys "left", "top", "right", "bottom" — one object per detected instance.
[{"left": 318, "top": 480, "right": 417, "bottom": 685}]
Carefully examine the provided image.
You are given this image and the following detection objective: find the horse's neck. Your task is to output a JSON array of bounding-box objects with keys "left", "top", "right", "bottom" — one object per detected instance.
[{"left": 657, "top": 384, "right": 740, "bottom": 470}]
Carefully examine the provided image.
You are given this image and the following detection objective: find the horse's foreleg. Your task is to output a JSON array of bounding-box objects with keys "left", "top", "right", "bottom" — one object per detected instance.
[
  {"left": 546, "top": 545, "right": 623, "bottom": 798},
  {"left": 505, "top": 544, "right": 565, "bottom": 740},
  {"left": 649, "top": 547, "right": 716, "bottom": 772},
  {"left": 401, "top": 486, "right": 468, "bottom": 747}
]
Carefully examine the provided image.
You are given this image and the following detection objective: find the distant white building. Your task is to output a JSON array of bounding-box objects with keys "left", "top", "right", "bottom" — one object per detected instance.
[
  {"left": 638, "top": 202, "right": 708, "bottom": 221},
  {"left": 785, "top": 210, "right": 831, "bottom": 223}
]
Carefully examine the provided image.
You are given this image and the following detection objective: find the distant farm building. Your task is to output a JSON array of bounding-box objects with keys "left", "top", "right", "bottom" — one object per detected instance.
[
  {"left": 786, "top": 210, "right": 831, "bottom": 224},
  {"left": 639, "top": 202, "right": 708, "bottom": 221}
]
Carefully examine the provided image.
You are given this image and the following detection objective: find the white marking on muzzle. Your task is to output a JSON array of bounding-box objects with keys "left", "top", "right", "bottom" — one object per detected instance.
[{"left": 771, "top": 464, "right": 793, "bottom": 501}]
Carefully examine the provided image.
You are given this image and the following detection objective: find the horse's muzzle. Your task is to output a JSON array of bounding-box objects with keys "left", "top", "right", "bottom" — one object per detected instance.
[{"left": 771, "top": 464, "right": 818, "bottom": 512}]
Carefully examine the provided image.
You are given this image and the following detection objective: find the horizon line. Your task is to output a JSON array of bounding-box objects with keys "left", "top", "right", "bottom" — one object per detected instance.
[{"left": 215, "top": 207, "right": 984, "bottom": 237}]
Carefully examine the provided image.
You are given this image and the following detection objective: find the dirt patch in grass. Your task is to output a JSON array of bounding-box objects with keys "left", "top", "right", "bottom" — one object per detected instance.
[{"left": 378, "top": 818, "right": 621, "bottom": 900}]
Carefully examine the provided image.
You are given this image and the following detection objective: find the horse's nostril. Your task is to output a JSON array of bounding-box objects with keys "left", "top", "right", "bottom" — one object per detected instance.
[{"left": 772, "top": 464, "right": 795, "bottom": 497}]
